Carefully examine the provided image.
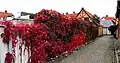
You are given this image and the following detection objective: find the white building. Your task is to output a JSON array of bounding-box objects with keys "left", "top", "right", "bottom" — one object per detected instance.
[{"left": 100, "top": 15, "right": 115, "bottom": 35}]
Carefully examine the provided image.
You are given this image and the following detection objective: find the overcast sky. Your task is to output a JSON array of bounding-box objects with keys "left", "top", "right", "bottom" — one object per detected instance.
[{"left": 0, "top": 0, "right": 117, "bottom": 17}]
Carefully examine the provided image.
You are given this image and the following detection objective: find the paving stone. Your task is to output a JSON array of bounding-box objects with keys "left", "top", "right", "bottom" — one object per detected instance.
[{"left": 52, "top": 36, "right": 114, "bottom": 63}]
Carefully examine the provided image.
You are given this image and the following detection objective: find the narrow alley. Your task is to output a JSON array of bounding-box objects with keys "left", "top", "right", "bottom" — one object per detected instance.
[{"left": 52, "top": 36, "right": 115, "bottom": 63}]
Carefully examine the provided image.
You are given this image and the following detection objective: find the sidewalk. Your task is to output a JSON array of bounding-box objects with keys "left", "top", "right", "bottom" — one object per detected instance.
[
  {"left": 114, "top": 38, "right": 120, "bottom": 63},
  {"left": 50, "top": 36, "right": 115, "bottom": 63}
]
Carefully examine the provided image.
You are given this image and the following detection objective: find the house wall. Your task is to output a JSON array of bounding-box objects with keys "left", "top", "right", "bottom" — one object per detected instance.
[
  {"left": 103, "top": 27, "right": 111, "bottom": 35},
  {"left": 13, "top": 20, "right": 33, "bottom": 24},
  {"left": 117, "top": 21, "right": 120, "bottom": 39},
  {"left": 98, "top": 26, "right": 103, "bottom": 36}
]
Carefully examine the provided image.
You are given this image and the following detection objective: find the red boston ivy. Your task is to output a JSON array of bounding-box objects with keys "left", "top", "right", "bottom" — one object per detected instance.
[
  {"left": 1, "top": 9, "right": 88, "bottom": 63},
  {"left": 5, "top": 52, "right": 14, "bottom": 63}
]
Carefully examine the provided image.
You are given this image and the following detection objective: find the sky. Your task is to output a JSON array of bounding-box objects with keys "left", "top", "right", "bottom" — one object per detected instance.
[{"left": 0, "top": 0, "right": 117, "bottom": 17}]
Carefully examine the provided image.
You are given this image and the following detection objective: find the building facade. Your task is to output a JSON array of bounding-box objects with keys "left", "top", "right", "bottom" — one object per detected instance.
[{"left": 116, "top": 0, "right": 120, "bottom": 39}]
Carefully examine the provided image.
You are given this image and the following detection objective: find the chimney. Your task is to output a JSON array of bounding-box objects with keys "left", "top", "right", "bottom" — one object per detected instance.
[
  {"left": 5, "top": 10, "right": 7, "bottom": 13},
  {"left": 81, "top": 7, "right": 84, "bottom": 10},
  {"left": 106, "top": 15, "right": 108, "bottom": 17},
  {"left": 66, "top": 12, "right": 68, "bottom": 15},
  {"left": 73, "top": 11, "right": 75, "bottom": 14}
]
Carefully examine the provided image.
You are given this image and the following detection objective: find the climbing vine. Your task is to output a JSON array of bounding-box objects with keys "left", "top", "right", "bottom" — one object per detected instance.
[{"left": 1, "top": 9, "right": 87, "bottom": 63}]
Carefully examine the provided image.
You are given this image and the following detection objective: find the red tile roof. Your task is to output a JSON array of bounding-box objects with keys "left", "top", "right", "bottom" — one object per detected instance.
[
  {"left": 66, "top": 13, "right": 78, "bottom": 18},
  {"left": 103, "top": 17, "right": 115, "bottom": 20},
  {"left": 0, "top": 12, "right": 13, "bottom": 18}
]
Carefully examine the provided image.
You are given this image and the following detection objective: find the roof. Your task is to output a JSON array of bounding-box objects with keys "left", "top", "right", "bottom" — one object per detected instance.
[
  {"left": 0, "top": 12, "right": 13, "bottom": 18},
  {"left": 103, "top": 17, "right": 115, "bottom": 20},
  {"left": 21, "top": 12, "right": 35, "bottom": 16},
  {"left": 100, "top": 20, "right": 114, "bottom": 27},
  {"left": 66, "top": 13, "right": 78, "bottom": 18}
]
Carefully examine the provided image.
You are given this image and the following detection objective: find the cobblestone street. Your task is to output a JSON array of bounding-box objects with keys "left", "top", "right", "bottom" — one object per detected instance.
[{"left": 52, "top": 36, "right": 115, "bottom": 63}]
